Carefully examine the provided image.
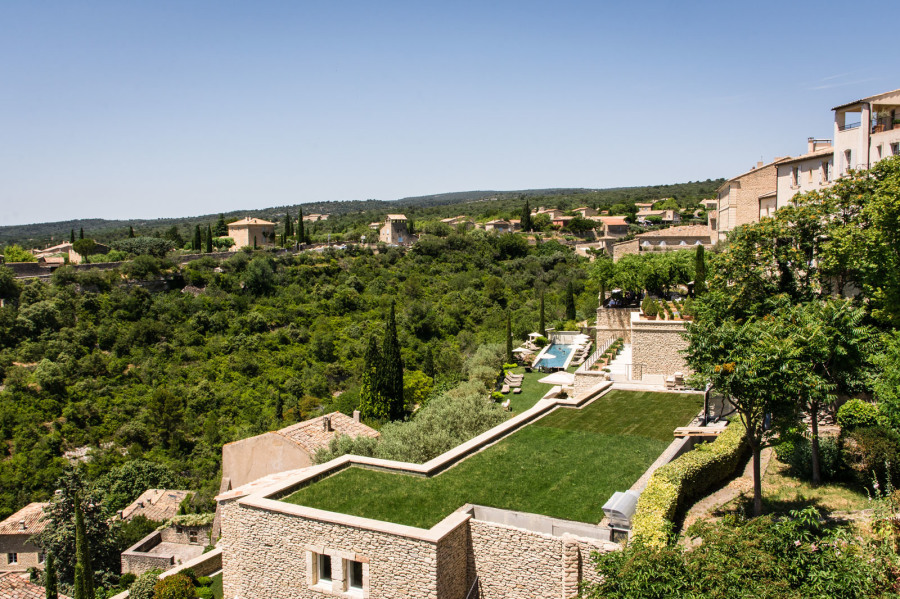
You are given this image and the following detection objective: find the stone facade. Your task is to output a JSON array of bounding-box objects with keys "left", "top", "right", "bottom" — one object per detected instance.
[
  {"left": 0, "top": 503, "right": 48, "bottom": 574},
  {"left": 609, "top": 238, "right": 639, "bottom": 262},
  {"left": 630, "top": 313, "right": 689, "bottom": 378},
  {"left": 227, "top": 218, "right": 276, "bottom": 249},
  {"left": 715, "top": 158, "right": 789, "bottom": 242},
  {"left": 595, "top": 307, "right": 637, "bottom": 343}
]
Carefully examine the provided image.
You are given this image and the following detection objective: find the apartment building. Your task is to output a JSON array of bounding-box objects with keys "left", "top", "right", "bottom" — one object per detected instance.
[{"left": 833, "top": 88, "right": 900, "bottom": 174}]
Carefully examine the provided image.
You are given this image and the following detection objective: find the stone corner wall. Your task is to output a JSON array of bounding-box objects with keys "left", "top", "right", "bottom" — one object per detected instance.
[
  {"left": 631, "top": 318, "right": 689, "bottom": 378},
  {"left": 595, "top": 308, "right": 636, "bottom": 343},
  {"left": 610, "top": 238, "right": 639, "bottom": 262}
]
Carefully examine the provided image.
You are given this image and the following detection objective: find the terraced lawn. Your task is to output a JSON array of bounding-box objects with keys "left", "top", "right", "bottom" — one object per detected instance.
[{"left": 283, "top": 390, "right": 703, "bottom": 528}]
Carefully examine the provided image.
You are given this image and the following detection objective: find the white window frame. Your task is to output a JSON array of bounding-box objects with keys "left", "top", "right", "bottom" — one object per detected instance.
[
  {"left": 306, "top": 548, "right": 369, "bottom": 597},
  {"left": 7, "top": 553, "right": 17, "bottom": 565}
]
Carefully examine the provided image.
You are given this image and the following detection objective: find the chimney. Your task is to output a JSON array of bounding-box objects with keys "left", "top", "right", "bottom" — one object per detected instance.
[
  {"left": 137, "top": 501, "right": 144, "bottom": 508},
  {"left": 808, "top": 137, "right": 816, "bottom": 154},
  {"left": 756, "top": 161, "right": 764, "bottom": 169},
  {"left": 323, "top": 415, "right": 332, "bottom": 432},
  {"left": 19, "top": 519, "right": 26, "bottom": 531},
  {"left": 353, "top": 410, "right": 361, "bottom": 423}
]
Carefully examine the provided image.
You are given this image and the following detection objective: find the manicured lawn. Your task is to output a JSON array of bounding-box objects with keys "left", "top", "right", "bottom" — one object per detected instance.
[
  {"left": 209, "top": 572, "right": 223, "bottom": 599},
  {"left": 505, "top": 367, "right": 555, "bottom": 414},
  {"left": 283, "top": 390, "right": 703, "bottom": 528}
]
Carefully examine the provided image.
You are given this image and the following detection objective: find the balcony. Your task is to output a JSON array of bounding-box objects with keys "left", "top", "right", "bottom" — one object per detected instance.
[{"left": 838, "top": 121, "right": 861, "bottom": 131}]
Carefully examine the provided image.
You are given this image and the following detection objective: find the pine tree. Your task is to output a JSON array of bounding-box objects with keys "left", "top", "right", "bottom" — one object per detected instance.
[
  {"left": 380, "top": 301, "right": 404, "bottom": 420},
  {"left": 565, "top": 282, "right": 576, "bottom": 320},
  {"left": 539, "top": 292, "right": 546, "bottom": 337},
  {"left": 359, "top": 336, "right": 388, "bottom": 420},
  {"left": 521, "top": 199, "right": 533, "bottom": 232},
  {"left": 206, "top": 224, "right": 213, "bottom": 253},
  {"left": 214, "top": 213, "right": 228, "bottom": 237},
  {"left": 70, "top": 229, "right": 75, "bottom": 244},
  {"left": 694, "top": 244, "right": 707, "bottom": 296},
  {"left": 193, "top": 225, "right": 201, "bottom": 252},
  {"left": 74, "top": 498, "right": 94, "bottom": 599},
  {"left": 506, "top": 310, "right": 513, "bottom": 363},
  {"left": 298, "top": 208, "right": 306, "bottom": 244},
  {"left": 79, "top": 228, "right": 84, "bottom": 240},
  {"left": 44, "top": 551, "right": 58, "bottom": 599},
  {"left": 128, "top": 226, "right": 135, "bottom": 238}
]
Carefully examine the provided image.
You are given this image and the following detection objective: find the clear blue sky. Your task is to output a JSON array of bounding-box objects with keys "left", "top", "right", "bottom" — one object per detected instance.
[{"left": 0, "top": 1, "right": 893, "bottom": 226}]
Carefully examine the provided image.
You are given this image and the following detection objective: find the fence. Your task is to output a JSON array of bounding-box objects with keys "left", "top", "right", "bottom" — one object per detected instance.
[{"left": 576, "top": 337, "right": 616, "bottom": 374}]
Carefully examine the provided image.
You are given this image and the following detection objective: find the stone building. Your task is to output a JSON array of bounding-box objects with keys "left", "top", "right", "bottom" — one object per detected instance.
[
  {"left": 714, "top": 157, "right": 790, "bottom": 241},
  {"left": 379, "top": 214, "right": 414, "bottom": 245},
  {"left": 0, "top": 503, "right": 48, "bottom": 574},
  {"left": 121, "top": 515, "right": 214, "bottom": 576},
  {"left": 634, "top": 224, "right": 712, "bottom": 251},
  {"left": 592, "top": 216, "right": 629, "bottom": 238},
  {"left": 227, "top": 217, "right": 276, "bottom": 249},
  {"left": 220, "top": 412, "right": 379, "bottom": 494},
  {"left": 774, "top": 139, "right": 834, "bottom": 210},
  {"left": 119, "top": 489, "right": 192, "bottom": 523}
]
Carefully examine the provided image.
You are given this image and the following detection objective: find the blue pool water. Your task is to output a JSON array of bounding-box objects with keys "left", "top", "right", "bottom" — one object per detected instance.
[{"left": 536, "top": 344, "right": 575, "bottom": 368}]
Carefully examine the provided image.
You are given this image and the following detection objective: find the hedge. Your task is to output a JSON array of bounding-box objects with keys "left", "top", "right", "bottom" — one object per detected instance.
[{"left": 631, "top": 419, "right": 747, "bottom": 547}]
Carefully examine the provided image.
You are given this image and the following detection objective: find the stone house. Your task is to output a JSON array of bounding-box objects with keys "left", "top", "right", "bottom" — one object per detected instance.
[
  {"left": 121, "top": 515, "right": 214, "bottom": 576},
  {"left": 119, "top": 489, "right": 192, "bottom": 523},
  {"left": 439, "top": 216, "right": 474, "bottom": 229},
  {"left": 634, "top": 224, "right": 712, "bottom": 251},
  {"left": 227, "top": 217, "right": 276, "bottom": 249},
  {"left": 714, "top": 157, "right": 790, "bottom": 241},
  {"left": 0, "top": 503, "right": 48, "bottom": 574},
  {"left": 483, "top": 219, "right": 513, "bottom": 232},
  {"left": 592, "top": 216, "right": 629, "bottom": 238},
  {"left": 774, "top": 139, "right": 834, "bottom": 211},
  {"left": 220, "top": 412, "right": 379, "bottom": 494},
  {"left": 0, "top": 572, "right": 71, "bottom": 599},
  {"left": 379, "top": 215, "right": 414, "bottom": 245},
  {"left": 636, "top": 209, "right": 680, "bottom": 225},
  {"left": 572, "top": 206, "right": 597, "bottom": 218}
]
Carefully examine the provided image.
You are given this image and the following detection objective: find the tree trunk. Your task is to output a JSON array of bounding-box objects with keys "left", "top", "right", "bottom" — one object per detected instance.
[
  {"left": 752, "top": 443, "right": 763, "bottom": 517},
  {"left": 810, "top": 399, "right": 821, "bottom": 486}
]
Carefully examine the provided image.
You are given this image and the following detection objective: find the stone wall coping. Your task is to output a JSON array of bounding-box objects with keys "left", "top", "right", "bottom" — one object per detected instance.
[
  {"left": 121, "top": 530, "right": 165, "bottom": 557},
  {"left": 230, "top": 382, "right": 615, "bottom": 539},
  {"left": 630, "top": 311, "right": 688, "bottom": 328},
  {"left": 109, "top": 547, "right": 223, "bottom": 599}
]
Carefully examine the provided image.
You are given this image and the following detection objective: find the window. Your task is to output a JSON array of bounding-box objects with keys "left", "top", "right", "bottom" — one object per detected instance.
[
  {"left": 877, "top": 145, "right": 883, "bottom": 160},
  {"left": 347, "top": 560, "right": 364, "bottom": 592},
  {"left": 892, "top": 143, "right": 899, "bottom": 156},
  {"left": 318, "top": 553, "right": 332, "bottom": 584},
  {"left": 7, "top": 553, "right": 17, "bottom": 565},
  {"left": 807, "top": 166, "right": 813, "bottom": 183},
  {"left": 38, "top": 552, "right": 45, "bottom": 564},
  {"left": 189, "top": 530, "right": 198, "bottom": 544},
  {"left": 822, "top": 161, "right": 830, "bottom": 182},
  {"left": 792, "top": 166, "right": 799, "bottom": 187},
  {"left": 844, "top": 150, "right": 852, "bottom": 174}
]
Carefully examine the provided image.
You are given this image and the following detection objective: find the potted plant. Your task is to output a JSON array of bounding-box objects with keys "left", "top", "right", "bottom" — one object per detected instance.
[{"left": 644, "top": 298, "right": 659, "bottom": 320}]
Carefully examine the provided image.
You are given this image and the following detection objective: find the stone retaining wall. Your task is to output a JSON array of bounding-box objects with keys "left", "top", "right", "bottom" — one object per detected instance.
[
  {"left": 595, "top": 308, "right": 637, "bottom": 343},
  {"left": 630, "top": 313, "right": 689, "bottom": 378}
]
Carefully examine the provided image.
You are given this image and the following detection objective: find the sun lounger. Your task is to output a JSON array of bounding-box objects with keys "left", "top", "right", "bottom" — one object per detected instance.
[
  {"left": 513, "top": 388, "right": 522, "bottom": 394},
  {"left": 501, "top": 384, "right": 510, "bottom": 394}
]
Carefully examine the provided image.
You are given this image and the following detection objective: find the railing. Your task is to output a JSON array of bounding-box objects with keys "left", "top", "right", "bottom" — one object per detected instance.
[
  {"left": 576, "top": 337, "right": 615, "bottom": 373},
  {"left": 838, "top": 122, "right": 861, "bottom": 131}
]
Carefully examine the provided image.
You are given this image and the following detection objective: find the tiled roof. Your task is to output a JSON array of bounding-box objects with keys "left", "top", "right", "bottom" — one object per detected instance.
[
  {"left": 386, "top": 214, "right": 407, "bottom": 220},
  {"left": 0, "top": 573, "right": 71, "bottom": 599},
  {"left": 594, "top": 216, "right": 628, "bottom": 226},
  {"left": 636, "top": 225, "right": 712, "bottom": 239},
  {"left": 274, "top": 412, "right": 379, "bottom": 455},
  {"left": 0, "top": 503, "right": 48, "bottom": 536},
  {"left": 777, "top": 146, "right": 833, "bottom": 165},
  {"left": 121, "top": 489, "right": 192, "bottom": 522},
  {"left": 228, "top": 217, "right": 275, "bottom": 227}
]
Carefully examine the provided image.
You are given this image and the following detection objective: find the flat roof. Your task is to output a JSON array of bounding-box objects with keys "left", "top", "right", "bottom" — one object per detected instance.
[{"left": 832, "top": 87, "right": 900, "bottom": 111}]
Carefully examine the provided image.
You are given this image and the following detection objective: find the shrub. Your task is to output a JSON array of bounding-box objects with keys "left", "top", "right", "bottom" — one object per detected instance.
[
  {"left": 195, "top": 588, "right": 214, "bottom": 599},
  {"left": 196, "top": 576, "right": 212, "bottom": 587},
  {"left": 129, "top": 569, "right": 162, "bottom": 599},
  {"left": 837, "top": 398, "right": 885, "bottom": 431},
  {"left": 842, "top": 426, "right": 900, "bottom": 491},
  {"left": 777, "top": 434, "right": 842, "bottom": 481},
  {"left": 631, "top": 420, "right": 747, "bottom": 547},
  {"left": 153, "top": 573, "right": 195, "bottom": 599}
]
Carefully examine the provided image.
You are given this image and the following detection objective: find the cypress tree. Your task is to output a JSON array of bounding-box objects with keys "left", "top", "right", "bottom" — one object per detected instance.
[
  {"left": 359, "top": 335, "right": 387, "bottom": 420},
  {"left": 193, "top": 225, "right": 201, "bottom": 251},
  {"left": 285, "top": 212, "right": 293, "bottom": 237},
  {"left": 506, "top": 310, "right": 513, "bottom": 363},
  {"left": 128, "top": 226, "right": 135, "bottom": 238},
  {"left": 44, "top": 551, "right": 58, "bottom": 599},
  {"left": 565, "top": 282, "right": 576, "bottom": 320},
  {"left": 521, "top": 199, "right": 532, "bottom": 232},
  {"left": 380, "top": 301, "right": 404, "bottom": 420},
  {"left": 539, "top": 292, "right": 546, "bottom": 337},
  {"left": 694, "top": 244, "right": 707, "bottom": 296},
  {"left": 74, "top": 498, "right": 94, "bottom": 599},
  {"left": 298, "top": 208, "right": 306, "bottom": 244},
  {"left": 206, "top": 224, "right": 213, "bottom": 253},
  {"left": 70, "top": 229, "right": 75, "bottom": 243},
  {"left": 79, "top": 228, "right": 84, "bottom": 240}
]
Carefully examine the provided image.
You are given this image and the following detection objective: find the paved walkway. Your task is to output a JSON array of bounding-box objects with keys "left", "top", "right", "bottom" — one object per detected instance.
[
  {"left": 681, "top": 447, "right": 774, "bottom": 530},
  {"left": 606, "top": 343, "right": 631, "bottom": 378}
]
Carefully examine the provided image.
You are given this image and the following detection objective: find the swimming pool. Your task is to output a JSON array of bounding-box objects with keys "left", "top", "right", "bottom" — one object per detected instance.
[{"left": 535, "top": 343, "right": 575, "bottom": 369}]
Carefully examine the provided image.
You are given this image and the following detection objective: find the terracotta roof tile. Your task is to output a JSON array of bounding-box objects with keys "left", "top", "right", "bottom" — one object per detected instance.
[
  {"left": 0, "top": 504, "right": 48, "bottom": 536},
  {"left": 227, "top": 218, "right": 275, "bottom": 227},
  {"left": 120, "top": 490, "right": 192, "bottom": 522},
  {"left": 636, "top": 225, "right": 712, "bottom": 239},
  {"left": 275, "top": 412, "right": 379, "bottom": 455},
  {"left": 0, "top": 573, "right": 71, "bottom": 599}
]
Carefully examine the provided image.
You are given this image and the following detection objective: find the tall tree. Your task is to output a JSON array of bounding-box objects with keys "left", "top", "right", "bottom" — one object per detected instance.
[
  {"left": 44, "top": 551, "right": 58, "bottom": 599},
  {"left": 359, "top": 335, "right": 387, "bottom": 420},
  {"left": 192, "top": 225, "right": 201, "bottom": 252},
  {"left": 521, "top": 199, "right": 533, "bottom": 232},
  {"left": 506, "top": 310, "right": 513, "bottom": 363},
  {"left": 298, "top": 208, "right": 306, "bottom": 245},
  {"left": 693, "top": 244, "right": 706, "bottom": 296},
  {"left": 70, "top": 229, "right": 75, "bottom": 243},
  {"left": 422, "top": 345, "right": 435, "bottom": 380},
  {"left": 539, "top": 292, "right": 546, "bottom": 337},
  {"left": 565, "top": 282, "right": 576, "bottom": 320},
  {"left": 73, "top": 497, "right": 94, "bottom": 599},
  {"left": 214, "top": 213, "right": 228, "bottom": 237},
  {"left": 79, "top": 228, "right": 84, "bottom": 240},
  {"left": 128, "top": 226, "right": 135, "bottom": 238},
  {"left": 285, "top": 212, "right": 293, "bottom": 237},
  {"left": 380, "top": 301, "right": 405, "bottom": 419},
  {"left": 206, "top": 224, "right": 213, "bottom": 253}
]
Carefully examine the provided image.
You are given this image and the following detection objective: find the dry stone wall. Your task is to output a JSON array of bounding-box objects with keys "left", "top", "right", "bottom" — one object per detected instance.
[
  {"left": 631, "top": 317, "right": 689, "bottom": 377},
  {"left": 595, "top": 308, "right": 636, "bottom": 343}
]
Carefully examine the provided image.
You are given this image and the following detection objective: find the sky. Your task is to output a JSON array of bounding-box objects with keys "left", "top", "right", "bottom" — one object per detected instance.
[{"left": 0, "top": 1, "right": 895, "bottom": 226}]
